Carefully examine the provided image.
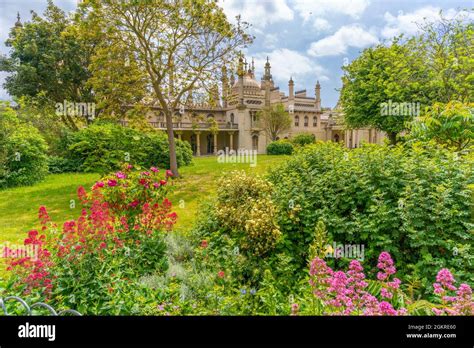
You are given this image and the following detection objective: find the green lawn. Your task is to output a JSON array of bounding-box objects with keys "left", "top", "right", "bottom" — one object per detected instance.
[{"left": 0, "top": 155, "right": 287, "bottom": 246}]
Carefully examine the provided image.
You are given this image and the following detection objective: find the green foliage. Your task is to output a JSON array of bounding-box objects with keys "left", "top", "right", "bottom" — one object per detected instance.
[
  {"left": 257, "top": 103, "right": 292, "bottom": 141},
  {"left": 0, "top": 105, "right": 49, "bottom": 188},
  {"left": 0, "top": 1, "right": 96, "bottom": 130},
  {"left": 214, "top": 171, "right": 282, "bottom": 257},
  {"left": 291, "top": 133, "right": 316, "bottom": 147},
  {"left": 409, "top": 101, "right": 473, "bottom": 150},
  {"left": 268, "top": 141, "right": 474, "bottom": 291},
  {"left": 340, "top": 38, "right": 428, "bottom": 143},
  {"left": 47, "top": 156, "right": 79, "bottom": 174},
  {"left": 64, "top": 123, "right": 193, "bottom": 173},
  {"left": 267, "top": 140, "right": 294, "bottom": 155}
]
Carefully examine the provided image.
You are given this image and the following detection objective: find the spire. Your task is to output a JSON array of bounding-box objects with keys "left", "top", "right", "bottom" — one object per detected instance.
[
  {"left": 263, "top": 56, "right": 272, "bottom": 82},
  {"left": 15, "top": 12, "right": 22, "bottom": 28},
  {"left": 251, "top": 58, "right": 255, "bottom": 74}
]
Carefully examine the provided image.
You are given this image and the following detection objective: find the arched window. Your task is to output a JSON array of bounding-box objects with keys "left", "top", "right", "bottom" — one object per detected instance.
[
  {"left": 294, "top": 115, "right": 299, "bottom": 127},
  {"left": 207, "top": 113, "right": 214, "bottom": 120},
  {"left": 304, "top": 116, "right": 309, "bottom": 127},
  {"left": 252, "top": 135, "right": 259, "bottom": 151},
  {"left": 313, "top": 116, "right": 318, "bottom": 127}
]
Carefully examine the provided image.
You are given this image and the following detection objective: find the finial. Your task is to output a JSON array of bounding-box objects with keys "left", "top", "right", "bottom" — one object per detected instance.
[
  {"left": 15, "top": 12, "right": 22, "bottom": 28},
  {"left": 251, "top": 57, "right": 255, "bottom": 72}
]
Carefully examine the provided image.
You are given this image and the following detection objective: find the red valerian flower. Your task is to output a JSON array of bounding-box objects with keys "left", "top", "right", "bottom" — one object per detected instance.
[
  {"left": 201, "top": 240, "right": 208, "bottom": 248},
  {"left": 166, "top": 170, "right": 173, "bottom": 178},
  {"left": 160, "top": 180, "right": 167, "bottom": 186},
  {"left": 94, "top": 181, "right": 105, "bottom": 189},
  {"left": 217, "top": 271, "right": 225, "bottom": 278}
]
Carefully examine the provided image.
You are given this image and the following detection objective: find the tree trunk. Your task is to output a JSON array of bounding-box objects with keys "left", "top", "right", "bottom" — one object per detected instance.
[
  {"left": 165, "top": 110, "right": 179, "bottom": 178},
  {"left": 387, "top": 131, "right": 398, "bottom": 145}
]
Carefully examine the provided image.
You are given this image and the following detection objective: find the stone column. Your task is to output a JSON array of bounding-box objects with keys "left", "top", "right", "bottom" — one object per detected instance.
[
  {"left": 213, "top": 133, "right": 218, "bottom": 154},
  {"left": 195, "top": 132, "right": 201, "bottom": 156},
  {"left": 229, "top": 132, "right": 234, "bottom": 151}
]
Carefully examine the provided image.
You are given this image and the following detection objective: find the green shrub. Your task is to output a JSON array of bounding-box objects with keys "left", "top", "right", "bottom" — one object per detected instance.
[
  {"left": 268, "top": 141, "right": 474, "bottom": 292},
  {"left": 0, "top": 106, "right": 49, "bottom": 189},
  {"left": 267, "top": 140, "right": 293, "bottom": 155},
  {"left": 291, "top": 133, "right": 315, "bottom": 147},
  {"left": 64, "top": 123, "right": 193, "bottom": 173},
  {"left": 47, "top": 156, "right": 79, "bottom": 173}
]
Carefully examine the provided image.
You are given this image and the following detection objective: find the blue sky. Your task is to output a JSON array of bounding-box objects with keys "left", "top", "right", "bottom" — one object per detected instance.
[{"left": 0, "top": 0, "right": 472, "bottom": 107}]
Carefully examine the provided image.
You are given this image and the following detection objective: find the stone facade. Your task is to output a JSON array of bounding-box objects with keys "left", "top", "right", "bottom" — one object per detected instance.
[{"left": 128, "top": 56, "right": 385, "bottom": 155}]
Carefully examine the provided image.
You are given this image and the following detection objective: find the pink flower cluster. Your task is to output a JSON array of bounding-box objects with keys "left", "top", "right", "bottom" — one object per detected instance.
[
  {"left": 432, "top": 268, "right": 473, "bottom": 316},
  {"left": 309, "top": 252, "right": 406, "bottom": 316}
]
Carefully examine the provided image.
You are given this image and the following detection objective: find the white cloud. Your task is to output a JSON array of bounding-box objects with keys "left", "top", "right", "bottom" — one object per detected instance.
[
  {"left": 381, "top": 7, "right": 474, "bottom": 38},
  {"left": 293, "top": 0, "right": 370, "bottom": 21},
  {"left": 307, "top": 25, "right": 378, "bottom": 57},
  {"left": 219, "top": 0, "right": 294, "bottom": 28},
  {"left": 263, "top": 33, "right": 279, "bottom": 49},
  {"left": 253, "top": 48, "right": 328, "bottom": 83},
  {"left": 313, "top": 17, "right": 331, "bottom": 31}
]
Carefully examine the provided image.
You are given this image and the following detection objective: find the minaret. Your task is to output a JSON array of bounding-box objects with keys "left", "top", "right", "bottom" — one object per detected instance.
[
  {"left": 263, "top": 57, "right": 272, "bottom": 107},
  {"left": 315, "top": 80, "right": 321, "bottom": 112},
  {"left": 221, "top": 65, "right": 228, "bottom": 108},
  {"left": 288, "top": 77, "right": 294, "bottom": 102},
  {"left": 237, "top": 54, "right": 244, "bottom": 108},
  {"left": 251, "top": 58, "right": 255, "bottom": 77}
]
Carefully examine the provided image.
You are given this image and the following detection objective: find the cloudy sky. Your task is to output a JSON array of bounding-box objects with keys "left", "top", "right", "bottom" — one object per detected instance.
[{"left": 0, "top": 0, "right": 472, "bottom": 107}]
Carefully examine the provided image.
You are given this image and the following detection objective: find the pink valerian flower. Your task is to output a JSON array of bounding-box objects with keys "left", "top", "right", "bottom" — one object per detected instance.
[
  {"left": 432, "top": 269, "right": 474, "bottom": 316},
  {"left": 94, "top": 181, "right": 105, "bottom": 189},
  {"left": 166, "top": 170, "right": 173, "bottom": 178},
  {"left": 434, "top": 268, "right": 457, "bottom": 292},
  {"left": 115, "top": 172, "right": 127, "bottom": 179},
  {"left": 150, "top": 167, "right": 159, "bottom": 173},
  {"left": 376, "top": 252, "right": 396, "bottom": 281},
  {"left": 153, "top": 182, "right": 161, "bottom": 188},
  {"left": 108, "top": 179, "right": 118, "bottom": 187},
  {"left": 380, "top": 288, "right": 393, "bottom": 299},
  {"left": 309, "top": 257, "right": 333, "bottom": 299},
  {"left": 141, "top": 171, "right": 150, "bottom": 176}
]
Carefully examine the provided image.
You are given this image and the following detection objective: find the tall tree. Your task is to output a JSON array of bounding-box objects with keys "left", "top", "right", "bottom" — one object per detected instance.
[
  {"left": 257, "top": 103, "right": 292, "bottom": 141},
  {"left": 340, "top": 37, "right": 429, "bottom": 144},
  {"left": 83, "top": 0, "right": 252, "bottom": 177},
  {"left": 0, "top": 1, "right": 96, "bottom": 130}
]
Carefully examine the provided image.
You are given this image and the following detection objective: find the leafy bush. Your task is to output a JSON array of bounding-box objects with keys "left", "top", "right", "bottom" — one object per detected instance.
[
  {"left": 409, "top": 101, "right": 473, "bottom": 151},
  {"left": 268, "top": 141, "right": 474, "bottom": 292},
  {"left": 47, "top": 156, "right": 79, "bottom": 173},
  {"left": 64, "top": 123, "right": 193, "bottom": 173},
  {"left": 267, "top": 140, "right": 293, "bottom": 155},
  {"left": 291, "top": 133, "right": 316, "bottom": 147},
  {"left": 0, "top": 105, "right": 49, "bottom": 188}
]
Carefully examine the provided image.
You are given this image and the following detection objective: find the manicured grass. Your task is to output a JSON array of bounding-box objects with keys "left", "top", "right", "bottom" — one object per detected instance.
[
  {"left": 169, "top": 154, "right": 288, "bottom": 231},
  {"left": 0, "top": 154, "right": 288, "bottom": 247}
]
